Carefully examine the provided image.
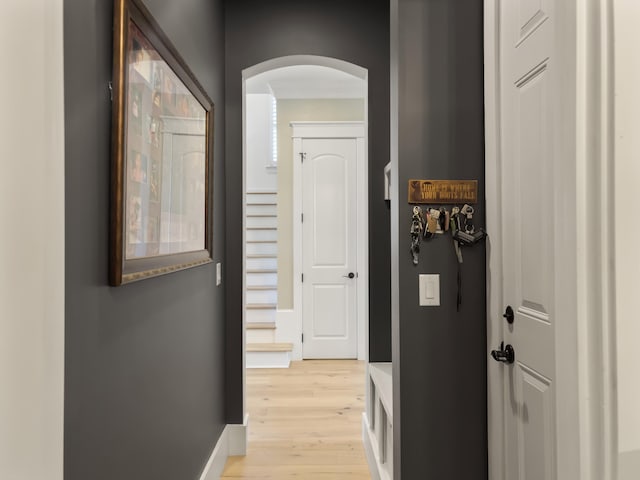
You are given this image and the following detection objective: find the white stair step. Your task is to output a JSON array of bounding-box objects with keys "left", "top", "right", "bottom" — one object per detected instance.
[
  {"left": 246, "top": 242, "right": 278, "bottom": 255},
  {"left": 246, "top": 342, "right": 293, "bottom": 352},
  {"left": 246, "top": 257, "right": 277, "bottom": 270},
  {"left": 246, "top": 213, "right": 277, "bottom": 218},
  {"left": 246, "top": 342, "right": 293, "bottom": 368},
  {"left": 246, "top": 268, "right": 277, "bottom": 274},
  {"left": 246, "top": 289, "right": 277, "bottom": 304},
  {"left": 247, "top": 322, "right": 276, "bottom": 330},
  {"left": 247, "top": 284, "right": 278, "bottom": 290},
  {"left": 246, "top": 192, "right": 277, "bottom": 204},
  {"left": 246, "top": 308, "right": 277, "bottom": 323},
  {"left": 246, "top": 303, "right": 277, "bottom": 310},
  {"left": 247, "top": 204, "right": 277, "bottom": 216},
  {"left": 246, "top": 350, "right": 291, "bottom": 368},
  {"left": 247, "top": 272, "right": 277, "bottom": 286},
  {"left": 246, "top": 328, "right": 275, "bottom": 343},
  {"left": 246, "top": 229, "right": 277, "bottom": 242},
  {"left": 247, "top": 216, "right": 278, "bottom": 229}
]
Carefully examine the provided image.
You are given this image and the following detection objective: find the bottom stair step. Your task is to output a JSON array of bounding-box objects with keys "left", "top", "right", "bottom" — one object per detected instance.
[
  {"left": 246, "top": 342, "right": 293, "bottom": 352},
  {"left": 246, "top": 342, "right": 293, "bottom": 369}
]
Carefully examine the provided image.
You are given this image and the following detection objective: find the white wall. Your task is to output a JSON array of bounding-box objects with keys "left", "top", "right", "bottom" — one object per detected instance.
[
  {"left": 246, "top": 94, "right": 277, "bottom": 192},
  {"left": 614, "top": 0, "right": 640, "bottom": 471},
  {"left": 276, "top": 99, "right": 365, "bottom": 308},
  {"left": 0, "top": 2, "right": 65, "bottom": 479}
]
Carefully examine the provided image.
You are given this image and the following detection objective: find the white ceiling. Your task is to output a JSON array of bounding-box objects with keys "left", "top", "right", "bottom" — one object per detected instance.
[{"left": 246, "top": 65, "right": 365, "bottom": 99}]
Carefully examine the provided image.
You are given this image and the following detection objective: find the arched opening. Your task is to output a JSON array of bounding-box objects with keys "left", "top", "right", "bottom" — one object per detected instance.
[{"left": 239, "top": 55, "right": 370, "bottom": 469}]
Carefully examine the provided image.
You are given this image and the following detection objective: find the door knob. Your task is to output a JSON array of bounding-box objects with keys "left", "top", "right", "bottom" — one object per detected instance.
[
  {"left": 503, "top": 305, "right": 514, "bottom": 324},
  {"left": 490, "top": 342, "right": 515, "bottom": 364},
  {"left": 343, "top": 272, "right": 355, "bottom": 279}
]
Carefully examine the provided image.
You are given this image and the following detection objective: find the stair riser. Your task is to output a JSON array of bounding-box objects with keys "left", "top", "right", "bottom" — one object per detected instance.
[
  {"left": 247, "top": 204, "right": 277, "bottom": 216},
  {"left": 246, "top": 229, "right": 277, "bottom": 242},
  {"left": 247, "top": 272, "right": 277, "bottom": 285},
  {"left": 246, "top": 351, "right": 290, "bottom": 369},
  {"left": 246, "top": 258, "right": 277, "bottom": 270},
  {"left": 246, "top": 290, "right": 277, "bottom": 304},
  {"left": 245, "top": 309, "right": 277, "bottom": 323},
  {"left": 246, "top": 193, "right": 277, "bottom": 204},
  {"left": 246, "top": 216, "right": 278, "bottom": 229},
  {"left": 246, "top": 329, "right": 275, "bottom": 343},
  {"left": 246, "top": 242, "right": 277, "bottom": 255}
]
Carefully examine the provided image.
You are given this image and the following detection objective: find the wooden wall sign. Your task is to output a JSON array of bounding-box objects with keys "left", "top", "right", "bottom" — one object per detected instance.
[{"left": 408, "top": 179, "right": 478, "bottom": 204}]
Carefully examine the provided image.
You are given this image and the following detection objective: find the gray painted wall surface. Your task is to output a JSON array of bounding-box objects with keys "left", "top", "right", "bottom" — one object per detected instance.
[
  {"left": 64, "top": 1, "right": 226, "bottom": 479},
  {"left": 225, "top": 0, "right": 392, "bottom": 423},
  {"left": 391, "top": 0, "right": 488, "bottom": 478}
]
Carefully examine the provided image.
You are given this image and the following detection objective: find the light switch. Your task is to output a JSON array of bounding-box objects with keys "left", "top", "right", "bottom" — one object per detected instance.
[
  {"left": 419, "top": 274, "right": 440, "bottom": 306},
  {"left": 216, "top": 262, "right": 222, "bottom": 286}
]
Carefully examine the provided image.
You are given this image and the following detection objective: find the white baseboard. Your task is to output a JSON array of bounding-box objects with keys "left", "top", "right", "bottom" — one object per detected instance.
[
  {"left": 199, "top": 415, "right": 249, "bottom": 480},
  {"left": 275, "top": 309, "right": 302, "bottom": 360},
  {"left": 362, "top": 413, "right": 389, "bottom": 480},
  {"left": 619, "top": 450, "right": 640, "bottom": 480}
]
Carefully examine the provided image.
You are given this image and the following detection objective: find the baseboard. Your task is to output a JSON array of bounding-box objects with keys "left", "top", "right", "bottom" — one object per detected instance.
[
  {"left": 275, "top": 309, "right": 302, "bottom": 360},
  {"left": 619, "top": 449, "right": 640, "bottom": 480},
  {"left": 362, "top": 413, "right": 388, "bottom": 480},
  {"left": 199, "top": 415, "right": 249, "bottom": 480}
]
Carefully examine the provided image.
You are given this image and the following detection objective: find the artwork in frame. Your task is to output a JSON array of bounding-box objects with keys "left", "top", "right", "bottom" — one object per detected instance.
[{"left": 110, "top": 0, "right": 214, "bottom": 286}]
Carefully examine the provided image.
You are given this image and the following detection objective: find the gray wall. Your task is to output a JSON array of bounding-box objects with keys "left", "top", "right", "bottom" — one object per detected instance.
[
  {"left": 225, "top": 0, "right": 392, "bottom": 423},
  {"left": 64, "top": 1, "right": 226, "bottom": 479},
  {"left": 391, "top": 0, "right": 488, "bottom": 478}
]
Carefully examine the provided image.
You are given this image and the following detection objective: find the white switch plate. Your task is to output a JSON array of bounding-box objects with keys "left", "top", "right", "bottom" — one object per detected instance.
[
  {"left": 419, "top": 274, "right": 440, "bottom": 306},
  {"left": 216, "top": 262, "right": 222, "bottom": 286}
]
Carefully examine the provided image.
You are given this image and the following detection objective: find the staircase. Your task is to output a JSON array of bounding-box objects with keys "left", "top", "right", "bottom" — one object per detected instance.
[{"left": 245, "top": 191, "right": 292, "bottom": 368}]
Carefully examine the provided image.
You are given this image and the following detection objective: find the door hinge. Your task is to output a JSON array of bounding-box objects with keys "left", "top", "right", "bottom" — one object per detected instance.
[
  {"left": 300, "top": 152, "right": 306, "bottom": 163},
  {"left": 301, "top": 273, "right": 304, "bottom": 283},
  {"left": 302, "top": 333, "right": 304, "bottom": 343},
  {"left": 301, "top": 213, "right": 304, "bottom": 223},
  {"left": 108, "top": 81, "right": 113, "bottom": 101}
]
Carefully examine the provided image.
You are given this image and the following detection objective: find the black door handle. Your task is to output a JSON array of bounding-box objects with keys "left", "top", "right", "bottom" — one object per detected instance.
[
  {"left": 342, "top": 272, "right": 355, "bottom": 279},
  {"left": 490, "top": 342, "right": 515, "bottom": 364},
  {"left": 503, "top": 305, "right": 514, "bottom": 324}
]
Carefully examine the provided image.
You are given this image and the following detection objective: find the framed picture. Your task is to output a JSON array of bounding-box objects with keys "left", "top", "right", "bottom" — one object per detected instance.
[{"left": 110, "top": 0, "right": 214, "bottom": 286}]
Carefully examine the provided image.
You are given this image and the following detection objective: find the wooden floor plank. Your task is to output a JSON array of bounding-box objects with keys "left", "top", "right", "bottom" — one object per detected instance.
[{"left": 221, "top": 360, "right": 369, "bottom": 479}]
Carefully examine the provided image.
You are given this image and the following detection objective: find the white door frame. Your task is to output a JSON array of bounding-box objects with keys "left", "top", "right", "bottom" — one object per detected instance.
[
  {"left": 484, "top": 1, "right": 617, "bottom": 479},
  {"left": 292, "top": 122, "right": 368, "bottom": 361},
  {"left": 1, "top": 1, "right": 65, "bottom": 478}
]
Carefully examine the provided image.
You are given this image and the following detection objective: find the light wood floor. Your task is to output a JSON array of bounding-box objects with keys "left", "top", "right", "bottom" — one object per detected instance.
[{"left": 221, "top": 360, "right": 370, "bottom": 479}]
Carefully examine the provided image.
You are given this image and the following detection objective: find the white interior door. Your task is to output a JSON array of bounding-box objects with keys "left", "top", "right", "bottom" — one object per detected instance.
[
  {"left": 497, "top": 0, "right": 564, "bottom": 478},
  {"left": 301, "top": 137, "right": 357, "bottom": 359}
]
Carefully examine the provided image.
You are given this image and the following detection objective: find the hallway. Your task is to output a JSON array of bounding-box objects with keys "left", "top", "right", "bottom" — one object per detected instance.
[{"left": 221, "top": 360, "right": 370, "bottom": 479}]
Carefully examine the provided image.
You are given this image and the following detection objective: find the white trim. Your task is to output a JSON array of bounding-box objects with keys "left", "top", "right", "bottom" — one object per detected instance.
[
  {"left": 228, "top": 415, "right": 249, "bottom": 456},
  {"left": 291, "top": 121, "right": 368, "bottom": 361},
  {"left": 483, "top": 1, "right": 504, "bottom": 479},
  {"left": 0, "top": 2, "right": 65, "bottom": 479},
  {"left": 243, "top": 55, "right": 368, "bottom": 81},
  {"left": 362, "top": 413, "right": 386, "bottom": 480},
  {"left": 199, "top": 416, "right": 249, "bottom": 480},
  {"left": 575, "top": 1, "right": 617, "bottom": 478},
  {"left": 275, "top": 309, "right": 302, "bottom": 360}
]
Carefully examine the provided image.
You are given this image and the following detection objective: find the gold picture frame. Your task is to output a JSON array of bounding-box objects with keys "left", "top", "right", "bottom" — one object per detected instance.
[{"left": 110, "top": 0, "right": 214, "bottom": 286}]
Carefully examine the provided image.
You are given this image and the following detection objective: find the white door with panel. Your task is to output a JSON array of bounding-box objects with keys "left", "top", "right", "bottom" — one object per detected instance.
[
  {"left": 301, "top": 137, "right": 358, "bottom": 359},
  {"left": 495, "top": 0, "right": 569, "bottom": 478}
]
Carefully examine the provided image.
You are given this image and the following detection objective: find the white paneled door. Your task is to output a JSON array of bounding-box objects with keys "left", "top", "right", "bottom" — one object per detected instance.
[
  {"left": 301, "top": 137, "right": 357, "bottom": 359},
  {"left": 497, "top": 0, "right": 564, "bottom": 478}
]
